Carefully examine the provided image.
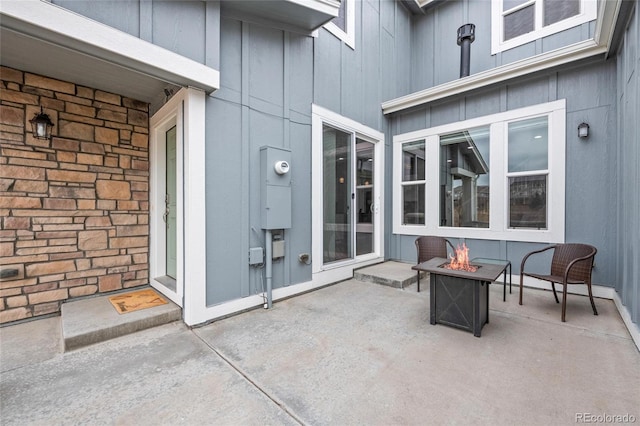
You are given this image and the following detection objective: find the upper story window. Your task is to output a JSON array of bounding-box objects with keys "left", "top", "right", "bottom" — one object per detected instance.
[
  {"left": 492, "top": 0, "right": 597, "bottom": 54},
  {"left": 393, "top": 100, "right": 567, "bottom": 243},
  {"left": 324, "top": 0, "right": 355, "bottom": 49}
]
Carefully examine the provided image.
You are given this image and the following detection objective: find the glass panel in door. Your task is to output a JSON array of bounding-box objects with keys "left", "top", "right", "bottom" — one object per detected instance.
[
  {"left": 166, "top": 126, "right": 177, "bottom": 279},
  {"left": 323, "top": 125, "right": 352, "bottom": 264},
  {"left": 355, "top": 139, "right": 374, "bottom": 256}
]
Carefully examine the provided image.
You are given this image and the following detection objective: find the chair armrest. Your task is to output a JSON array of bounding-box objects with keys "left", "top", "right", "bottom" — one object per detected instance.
[
  {"left": 562, "top": 247, "right": 597, "bottom": 284},
  {"left": 520, "top": 245, "right": 557, "bottom": 273}
]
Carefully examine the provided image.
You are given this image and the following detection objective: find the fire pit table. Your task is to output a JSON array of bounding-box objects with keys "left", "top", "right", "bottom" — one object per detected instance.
[{"left": 412, "top": 257, "right": 508, "bottom": 337}]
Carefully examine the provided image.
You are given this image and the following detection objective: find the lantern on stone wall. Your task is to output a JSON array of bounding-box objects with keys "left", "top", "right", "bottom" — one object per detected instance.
[{"left": 29, "top": 107, "right": 54, "bottom": 140}]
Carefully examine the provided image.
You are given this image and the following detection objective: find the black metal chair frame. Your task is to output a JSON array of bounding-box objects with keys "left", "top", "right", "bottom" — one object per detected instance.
[{"left": 519, "top": 243, "right": 598, "bottom": 322}]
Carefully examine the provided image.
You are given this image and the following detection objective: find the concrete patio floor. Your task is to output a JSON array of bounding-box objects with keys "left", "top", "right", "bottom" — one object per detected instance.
[{"left": 1, "top": 277, "right": 639, "bottom": 425}]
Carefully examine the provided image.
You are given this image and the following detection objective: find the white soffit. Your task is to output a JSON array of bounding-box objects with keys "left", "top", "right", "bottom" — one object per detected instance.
[
  {"left": 0, "top": 0, "right": 219, "bottom": 102},
  {"left": 382, "top": 0, "right": 620, "bottom": 115}
]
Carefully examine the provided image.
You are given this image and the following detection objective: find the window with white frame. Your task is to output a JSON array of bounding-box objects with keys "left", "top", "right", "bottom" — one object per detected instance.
[
  {"left": 324, "top": 0, "right": 355, "bottom": 49},
  {"left": 491, "top": 0, "right": 597, "bottom": 54},
  {"left": 393, "top": 100, "right": 566, "bottom": 243}
]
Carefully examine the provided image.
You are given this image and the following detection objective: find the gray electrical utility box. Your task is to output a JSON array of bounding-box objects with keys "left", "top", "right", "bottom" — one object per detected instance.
[{"left": 260, "top": 146, "right": 292, "bottom": 229}]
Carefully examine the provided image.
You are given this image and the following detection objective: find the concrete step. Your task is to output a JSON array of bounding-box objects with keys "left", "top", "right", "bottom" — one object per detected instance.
[
  {"left": 354, "top": 261, "right": 423, "bottom": 289},
  {"left": 61, "top": 288, "right": 181, "bottom": 351}
]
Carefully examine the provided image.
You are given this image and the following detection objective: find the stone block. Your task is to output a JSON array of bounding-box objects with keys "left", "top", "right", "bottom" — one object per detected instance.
[
  {"left": 98, "top": 273, "right": 122, "bottom": 292},
  {"left": 131, "top": 132, "right": 148, "bottom": 148},
  {"left": 123, "top": 98, "right": 148, "bottom": 111},
  {"left": 95, "top": 91, "right": 121, "bottom": 105},
  {"left": 77, "top": 153, "right": 103, "bottom": 166},
  {"left": 4, "top": 217, "right": 30, "bottom": 230},
  {"left": 26, "top": 260, "right": 76, "bottom": 277},
  {"left": 0, "top": 105, "right": 25, "bottom": 128},
  {"left": 91, "top": 255, "right": 131, "bottom": 268},
  {"left": 110, "top": 236, "right": 148, "bottom": 249},
  {"left": 1, "top": 66, "right": 23, "bottom": 83},
  {"left": 47, "top": 169, "right": 96, "bottom": 183},
  {"left": 43, "top": 198, "right": 77, "bottom": 210},
  {"left": 77, "top": 199, "right": 96, "bottom": 210},
  {"left": 0, "top": 89, "right": 38, "bottom": 105},
  {"left": 76, "top": 86, "right": 94, "bottom": 99},
  {"left": 0, "top": 307, "right": 31, "bottom": 323},
  {"left": 57, "top": 151, "right": 76, "bottom": 163},
  {"left": 59, "top": 120, "right": 94, "bottom": 141},
  {"left": 0, "top": 165, "right": 45, "bottom": 180},
  {"left": 85, "top": 216, "right": 112, "bottom": 228},
  {"left": 116, "top": 225, "right": 148, "bottom": 237},
  {"left": 14, "top": 180, "right": 48, "bottom": 193},
  {"left": 80, "top": 142, "right": 106, "bottom": 155},
  {"left": 33, "top": 301, "right": 60, "bottom": 316},
  {"left": 69, "top": 285, "right": 98, "bottom": 297},
  {"left": 49, "top": 186, "right": 95, "bottom": 199},
  {"left": 110, "top": 214, "right": 137, "bottom": 225},
  {"left": 0, "top": 196, "right": 41, "bottom": 209},
  {"left": 52, "top": 138, "right": 80, "bottom": 152},
  {"left": 66, "top": 102, "right": 96, "bottom": 118},
  {"left": 78, "top": 230, "right": 108, "bottom": 250},
  {"left": 28, "top": 288, "right": 68, "bottom": 305},
  {"left": 96, "top": 180, "right": 131, "bottom": 200},
  {"left": 117, "top": 201, "right": 139, "bottom": 210},
  {"left": 25, "top": 73, "right": 75, "bottom": 94},
  {"left": 119, "top": 155, "right": 131, "bottom": 169},
  {"left": 6, "top": 295, "right": 28, "bottom": 308},
  {"left": 97, "top": 200, "right": 116, "bottom": 210},
  {"left": 128, "top": 109, "right": 148, "bottom": 127},
  {"left": 41, "top": 97, "right": 65, "bottom": 111},
  {"left": 59, "top": 278, "right": 86, "bottom": 288},
  {"left": 95, "top": 127, "right": 119, "bottom": 145},
  {"left": 97, "top": 109, "right": 127, "bottom": 124},
  {"left": 131, "top": 159, "right": 149, "bottom": 171},
  {"left": 0, "top": 242, "right": 14, "bottom": 257}
]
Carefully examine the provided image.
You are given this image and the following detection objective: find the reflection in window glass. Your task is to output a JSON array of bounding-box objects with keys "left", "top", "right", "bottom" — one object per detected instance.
[
  {"left": 323, "top": 125, "right": 352, "bottom": 263},
  {"left": 504, "top": 5, "right": 535, "bottom": 40},
  {"left": 439, "top": 127, "right": 490, "bottom": 228},
  {"left": 544, "top": 0, "right": 579, "bottom": 26},
  {"left": 402, "top": 141, "right": 425, "bottom": 181},
  {"left": 503, "top": 0, "right": 530, "bottom": 12},
  {"left": 401, "top": 140, "right": 425, "bottom": 225},
  {"left": 403, "top": 184, "right": 425, "bottom": 225},
  {"left": 508, "top": 116, "right": 548, "bottom": 172},
  {"left": 509, "top": 175, "right": 547, "bottom": 229}
]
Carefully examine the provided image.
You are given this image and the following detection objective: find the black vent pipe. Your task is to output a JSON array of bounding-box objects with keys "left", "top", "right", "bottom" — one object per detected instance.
[{"left": 457, "top": 23, "right": 475, "bottom": 78}]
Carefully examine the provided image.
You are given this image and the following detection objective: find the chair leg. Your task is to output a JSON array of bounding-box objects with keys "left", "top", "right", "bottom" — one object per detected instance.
[
  {"left": 551, "top": 282, "right": 560, "bottom": 303},
  {"left": 519, "top": 273, "right": 524, "bottom": 305},
  {"left": 561, "top": 283, "right": 568, "bottom": 322},
  {"left": 417, "top": 272, "right": 420, "bottom": 293},
  {"left": 586, "top": 281, "right": 598, "bottom": 316}
]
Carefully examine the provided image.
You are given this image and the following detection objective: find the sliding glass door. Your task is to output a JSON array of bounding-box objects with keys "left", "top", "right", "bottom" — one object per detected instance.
[{"left": 322, "top": 125, "right": 375, "bottom": 264}]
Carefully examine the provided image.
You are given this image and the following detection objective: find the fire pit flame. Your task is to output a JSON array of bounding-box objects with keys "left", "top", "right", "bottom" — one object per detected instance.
[{"left": 443, "top": 243, "right": 478, "bottom": 272}]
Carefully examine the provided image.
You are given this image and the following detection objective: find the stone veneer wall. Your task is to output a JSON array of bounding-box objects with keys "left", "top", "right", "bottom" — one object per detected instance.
[{"left": 0, "top": 66, "right": 150, "bottom": 323}]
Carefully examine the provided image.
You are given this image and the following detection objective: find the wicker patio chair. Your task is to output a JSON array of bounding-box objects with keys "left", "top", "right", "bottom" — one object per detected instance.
[
  {"left": 414, "top": 236, "right": 454, "bottom": 292},
  {"left": 519, "top": 243, "right": 598, "bottom": 322}
]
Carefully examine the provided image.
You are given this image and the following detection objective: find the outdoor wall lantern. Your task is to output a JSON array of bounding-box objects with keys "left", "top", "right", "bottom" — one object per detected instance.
[
  {"left": 578, "top": 122, "right": 590, "bottom": 139},
  {"left": 29, "top": 107, "right": 54, "bottom": 140}
]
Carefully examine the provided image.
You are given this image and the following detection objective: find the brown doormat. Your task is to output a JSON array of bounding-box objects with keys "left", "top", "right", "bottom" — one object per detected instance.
[{"left": 108, "top": 289, "right": 168, "bottom": 314}]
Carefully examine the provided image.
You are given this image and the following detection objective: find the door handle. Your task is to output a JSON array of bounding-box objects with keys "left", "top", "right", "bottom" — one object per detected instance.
[{"left": 163, "top": 193, "right": 170, "bottom": 226}]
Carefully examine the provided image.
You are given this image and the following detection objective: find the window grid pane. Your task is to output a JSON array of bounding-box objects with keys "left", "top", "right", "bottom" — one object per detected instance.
[
  {"left": 508, "top": 116, "right": 548, "bottom": 173},
  {"left": 402, "top": 140, "right": 425, "bottom": 182},
  {"left": 402, "top": 183, "right": 425, "bottom": 225},
  {"left": 503, "top": 4, "right": 535, "bottom": 40},
  {"left": 544, "top": 0, "right": 580, "bottom": 26},
  {"left": 509, "top": 175, "right": 547, "bottom": 229},
  {"left": 439, "top": 127, "right": 490, "bottom": 228}
]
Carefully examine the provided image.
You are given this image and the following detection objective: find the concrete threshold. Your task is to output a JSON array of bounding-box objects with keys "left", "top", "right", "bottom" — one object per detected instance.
[
  {"left": 354, "top": 260, "right": 422, "bottom": 289},
  {"left": 61, "top": 288, "right": 181, "bottom": 351}
]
